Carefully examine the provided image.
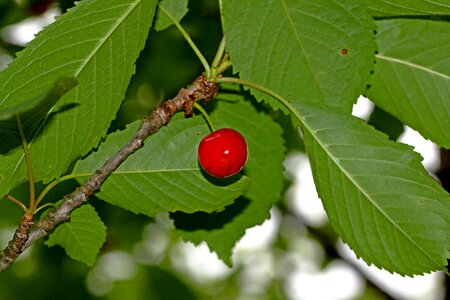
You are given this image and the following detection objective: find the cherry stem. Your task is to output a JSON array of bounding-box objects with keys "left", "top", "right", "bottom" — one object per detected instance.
[
  {"left": 158, "top": 4, "right": 211, "bottom": 78},
  {"left": 16, "top": 115, "right": 36, "bottom": 212},
  {"left": 194, "top": 102, "right": 216, "bottom": 132}
]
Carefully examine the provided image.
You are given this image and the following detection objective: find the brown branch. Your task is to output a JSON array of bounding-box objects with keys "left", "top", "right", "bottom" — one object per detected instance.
[
  {"left": 0, "top": 74, "right": 218, "bottom": 272},
  {"left": 0, "top": 214, "right": 33, "bottom": 271}
]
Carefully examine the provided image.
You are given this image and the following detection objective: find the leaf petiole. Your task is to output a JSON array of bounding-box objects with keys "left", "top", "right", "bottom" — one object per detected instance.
[
  {"left": 4, "top": 194, "right": 29, "bottom": 213},
  {"left": 215, "top": 77, "right": 296, "bottom": 116},
  {"left": 218, "top": 0, "right": 226, "bottom": 38},
  {"left": 34, "top": 172, "right": 92, "bottom": 208},
  {"left": 215, "top": 57, "right": 232, "bottom": 77},
  {"left": 212, "top": 37, "right": 226, "bottom": 68},
  {"left": 158, "top": 4, "right": 211, "bottom": 78},
  {"left": 16, "top": 115, "right": 36, "bottom": 211},
  {"left": 34, "top": 203, "right": 57, "bottom": 215},
  {"left": 209, "top": 37, "right": 234, "bottom": 79}
]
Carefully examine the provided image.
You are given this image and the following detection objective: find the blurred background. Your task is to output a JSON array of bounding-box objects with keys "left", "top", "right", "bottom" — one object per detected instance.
[{"left": 0, "top": 1, "right": 448, "bottom": 299}]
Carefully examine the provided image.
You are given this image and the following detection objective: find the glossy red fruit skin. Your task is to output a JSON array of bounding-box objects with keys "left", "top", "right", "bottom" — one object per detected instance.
[{"left": 198, "top": 128, "right": 248, "bottom": 178}]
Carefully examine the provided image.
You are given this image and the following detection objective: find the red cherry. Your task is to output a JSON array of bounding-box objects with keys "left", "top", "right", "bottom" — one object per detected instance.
[{"left": 198, "top": 128, "right": 248, "bottom": 178}]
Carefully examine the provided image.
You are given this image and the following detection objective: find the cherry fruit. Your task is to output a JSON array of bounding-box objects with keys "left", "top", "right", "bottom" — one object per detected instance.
[{"left": 198, "top": 128, "right": 248, "bottom": 178}]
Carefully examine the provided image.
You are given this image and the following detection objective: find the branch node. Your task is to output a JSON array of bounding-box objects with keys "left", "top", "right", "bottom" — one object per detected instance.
[{"left": 182, "top": 94, "right": 196, "bottom": 117}]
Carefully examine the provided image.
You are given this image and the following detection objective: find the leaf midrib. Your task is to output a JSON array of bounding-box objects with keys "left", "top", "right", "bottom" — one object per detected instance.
[
  {"left": 296, "top": 108, "right": 439, "bottom": 267},
  {"left": 373, "top": 0, "right": 448, "bottom": 14},
  {"left": 376, "top": 54, "right": 450, "bottom": 80},
  {"left": 74, "top": 1, "right": 143, "bottom": 76},
  {"left": 5, "top": 1, "right": 145, "bottom": 194},
  {"left": 278, "top": 0, "right": 322, "bottom": 93}
]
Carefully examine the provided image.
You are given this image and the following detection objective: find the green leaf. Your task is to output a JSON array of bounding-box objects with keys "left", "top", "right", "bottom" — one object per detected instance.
[
  {"left": 172, "top": 95, "right": 285, "bottom": 265},
  {"left": 46, "top": 204, "right": 107, "bottom": 266},
  {"left": 155, "top": 0, "right": 189, "bottom": 31},
  {"left": 0, "top": 0, "right": 157, "bottom": 197},
  {"left": 74, "top": 115, "right": 250, "bottom": 216},
  {"left": 294, "top": 103, "right": 450, "bottom": 275},
  {"left": 223, "top": 0, "right": 376, "bottom": 112},
  {"left": 0, "top": 77, "right": 77, "bottom": 122},
  {"left": 363, "top": 0, "right": 450, "bottom": 16},
  {"left": 367, "top": 20, "right": 450, "bottom": 148},
  {"left": 0, "top": 77, "right": 77, "bottom": 153}
]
